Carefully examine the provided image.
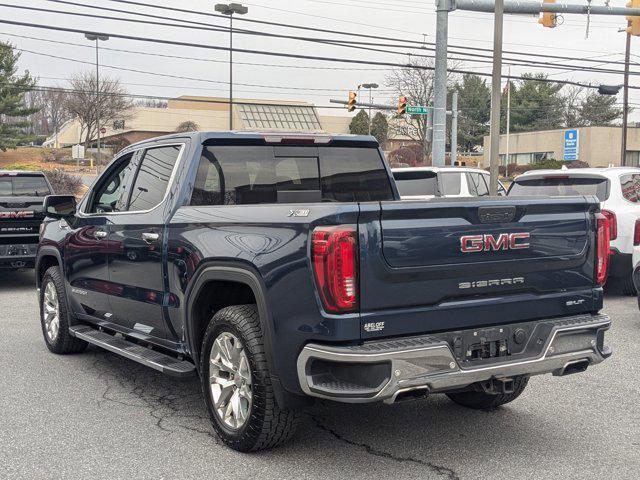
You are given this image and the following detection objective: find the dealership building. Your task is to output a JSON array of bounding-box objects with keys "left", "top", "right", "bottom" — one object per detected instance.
[
  {"left": 44, "top": 96, "right": 352, "bottom": 151},
  {"left": 481, "top": 126, "right": 640, "bottom": 168}
]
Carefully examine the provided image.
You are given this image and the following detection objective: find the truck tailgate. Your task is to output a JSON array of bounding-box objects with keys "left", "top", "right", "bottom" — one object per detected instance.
[{"left": 358, "top": 197, "right": 600, "bottom": 338}]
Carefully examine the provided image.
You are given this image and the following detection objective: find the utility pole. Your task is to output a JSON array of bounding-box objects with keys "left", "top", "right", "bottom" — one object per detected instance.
[
  {"left": 505, "top": 68, "right": 511, "bottom": 177},
  {"left": 215, "top": 3, "right": 248, "bottom": 131},
  {"left": 488, "top": 0, "right": 504, "bottom": 196},
  {"left": 451, "top": 90, "right": 458, "bottom": 165},
  {"left": 622, "top": 23, "right": 631, "bottom": 167},
  {"left": 432, "top": 0, "right": 453, "bottom": 167},
  {"left": 85, "top": 33, "right": 108, "bottom": 168}
]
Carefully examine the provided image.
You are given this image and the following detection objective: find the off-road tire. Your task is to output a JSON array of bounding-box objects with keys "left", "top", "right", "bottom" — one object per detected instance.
[
  {"left": 446, "top": 376, "right": 529, "bottom": 410},
  {"left": 200, "top": 304, "right": 300, "bottom": 452},
  {"left": 39, "top": 266, "right": 88, "bottom": 354}
]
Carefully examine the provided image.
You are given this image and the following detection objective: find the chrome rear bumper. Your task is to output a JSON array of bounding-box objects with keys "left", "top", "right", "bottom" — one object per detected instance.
[{"left": 297, "top": 314, "right": 611, "bottom": 404}]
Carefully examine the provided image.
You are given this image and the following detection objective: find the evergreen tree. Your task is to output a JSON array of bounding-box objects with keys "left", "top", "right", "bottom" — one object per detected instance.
[
  {"left": 370, "top": 112, "right": 389, "bottom": 144},
  {"left": 0, "top": 42, "right": 38, "bottom": 151},
  {"left": 579, "top": 92, "right": 623, "bottom": 126},
  {"left": 508, "top": 73, "right": 564, "bottom": 133},
  {"left": 349, "top": 109, "right": 370, "bottom": 135},
  {"left": 455, "top": 74, "right": 491, "bottom": 151}
]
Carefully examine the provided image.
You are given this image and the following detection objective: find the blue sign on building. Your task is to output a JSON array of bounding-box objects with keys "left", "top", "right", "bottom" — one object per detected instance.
[{"left": 563, "top": 129, "right": 579, "bottom": 161}]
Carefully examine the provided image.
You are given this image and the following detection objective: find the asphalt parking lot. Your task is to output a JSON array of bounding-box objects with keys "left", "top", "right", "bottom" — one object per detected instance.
[{"left": 0, "top": 270, "right": 638, "bottom": 480}]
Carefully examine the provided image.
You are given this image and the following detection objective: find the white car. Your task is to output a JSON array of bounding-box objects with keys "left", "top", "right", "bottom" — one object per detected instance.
[
  {"left": 510, "top": 167, "right": 640, "bottom": 294},
  {"left": 391, "top": 166, "right": 507, "bottom": 200}
]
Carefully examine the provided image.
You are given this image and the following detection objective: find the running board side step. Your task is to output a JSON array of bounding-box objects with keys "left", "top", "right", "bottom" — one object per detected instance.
[{"left": 69, "top": 325, "right": 196, "bottom": 378}]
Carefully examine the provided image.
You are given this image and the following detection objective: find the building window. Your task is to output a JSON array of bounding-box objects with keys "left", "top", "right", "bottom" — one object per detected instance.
[
  {"left": 625, "top": 151, "right": 640, "bottom": 167},
  {"left": 237, "top": 104, "right": 322, "bottom": 131}
]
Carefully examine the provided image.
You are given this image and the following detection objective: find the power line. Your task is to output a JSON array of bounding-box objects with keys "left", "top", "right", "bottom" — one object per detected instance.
[
  {"left": 1, "top": 17, "right": 634, "bottom": 91},
  {"left": 90, "top": 0, "right": 635, "bottom": 58},
  {"left": 7, "top": 4, "right": 640, "bottom": 75}
]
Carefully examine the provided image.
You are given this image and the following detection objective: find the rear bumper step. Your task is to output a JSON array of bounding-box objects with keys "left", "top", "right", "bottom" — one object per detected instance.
[
  {"left": 69, "top": 325, "right": 196, "bottom": 378},
  {"left": 297, "top": 313, "right": 612, "bottom": 403}
]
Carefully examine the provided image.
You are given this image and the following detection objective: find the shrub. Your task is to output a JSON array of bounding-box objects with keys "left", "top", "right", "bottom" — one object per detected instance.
[{"left": 44, "top": 169, "right": 83, "bottom": 196}]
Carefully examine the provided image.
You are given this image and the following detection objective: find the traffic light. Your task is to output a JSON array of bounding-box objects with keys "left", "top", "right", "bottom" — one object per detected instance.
[
  {"left": 538, "top": 0, "right": 557, "bottom": 28},
  {"left": 347, "top": 91, "right": 357, "bottom": 112},
  {"left": 397, "top": 96, "right": 407, "bottom": 115},
  {"left": 627, "top": 0, "right": 640, "bottom": 36}
]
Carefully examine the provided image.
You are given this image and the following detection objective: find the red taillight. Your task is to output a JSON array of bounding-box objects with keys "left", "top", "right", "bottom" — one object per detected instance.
[
  {"left": 312, "top": 226, "right": 358, "bottom": 313},
  {"left": 601, "top": 210, "right": 617, "bottom": 240},
  {"left": 635, "top": 219, "right": 640, "bottom": 246},
  {"left": 595, "top": 212, "right": 611, "bottom": 286}
]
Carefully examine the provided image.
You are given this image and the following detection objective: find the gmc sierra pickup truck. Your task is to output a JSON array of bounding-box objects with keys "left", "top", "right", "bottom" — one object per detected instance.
[
  {"left": 37, "top": 132, "right": 612, "bottom": 452},
  {"left": 0, "top": 170, "right": 52, "bottom": 270}
]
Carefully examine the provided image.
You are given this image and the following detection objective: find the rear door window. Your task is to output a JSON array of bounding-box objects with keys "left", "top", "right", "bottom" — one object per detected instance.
[
  {"left": 509, "top": 177, "right": 609, "bottom": 201},
  {"left": 191, "top": 145, "right": 393, "bottom": 205},
  {"left": 620, "top": 174, "right": 640, "bottom": 203},
  {"left": 392, "top": 170, "right": 438, "bottom": 196},
  {"left": 467, "top": 173, "right": 489, "bottom": 196}
]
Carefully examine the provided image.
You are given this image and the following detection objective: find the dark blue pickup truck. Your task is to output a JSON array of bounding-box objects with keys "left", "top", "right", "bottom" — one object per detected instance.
[{"left": 36, "top": 132, "right": 612, "bottom": 451}]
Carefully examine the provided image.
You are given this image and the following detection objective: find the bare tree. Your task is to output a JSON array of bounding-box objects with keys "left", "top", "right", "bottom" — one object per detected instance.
[
  {"left": 136, "top": 98, "right": 168, "bottom": 108},
  {"left": 386, "top": 58, "right": 458, "bottom": 161},
  {"left": 175, "top": 120, "right": 199, "bottom": 133},
  {"left": 63, "top": 72, "right": 133, "bottom": 153}
]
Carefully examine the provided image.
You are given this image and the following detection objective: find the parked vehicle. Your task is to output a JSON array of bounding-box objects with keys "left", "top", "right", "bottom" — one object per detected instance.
[
  {"left": 37, "top": 132, "right": 611, "bottom": 452},
  {"left": 391, "top": 166, "right": 507, "bottom": 199},
  {"left": 510, "top": 167, "right": 640, "bottom": 294},
  {"left": 0, "top": 170, "right": 52, "bottom": 270}
]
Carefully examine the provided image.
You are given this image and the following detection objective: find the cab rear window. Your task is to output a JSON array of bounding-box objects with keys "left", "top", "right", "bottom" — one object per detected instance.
[
  {"left": 509, "top": 177, "right": 609, "bottom": 201},
  {"left": 191, "top": 145, "right": 394, "bottom": 205},
  {"left": 0, "top": 175, "right": 51, "bottom": 197}
]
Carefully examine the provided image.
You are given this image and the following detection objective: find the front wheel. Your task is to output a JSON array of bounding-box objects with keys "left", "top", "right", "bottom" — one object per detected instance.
[
  {"left": 39, "top": 266, "right": 88, "bottom": 354},
  {"left": 446, "top": 376, "right": 529, "bottom": 410},
  {"left": 200, "top": 304, "right": 299, "bottom": 451}
]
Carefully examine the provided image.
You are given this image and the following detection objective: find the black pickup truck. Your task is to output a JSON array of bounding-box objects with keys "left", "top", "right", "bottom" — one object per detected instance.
[
  {"left": 0, "top": 170, "right": 52, "bottom": 269},
  {"left": 37, "top": 132, "right": 612, "bottom": 451}
]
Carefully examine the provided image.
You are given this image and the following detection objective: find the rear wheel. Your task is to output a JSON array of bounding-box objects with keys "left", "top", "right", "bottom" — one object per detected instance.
[
  {"left": 200, "top": 304, "right": 299, "bottom": 451},
  {"left": 446, "top": 376, "right": 529, "bottom": 410},
  {"left": 620, "top": 273, "right": 636, "bottom": 296},
  {"left": 39, "top": 266, "right": 88, "bottom": 354}
]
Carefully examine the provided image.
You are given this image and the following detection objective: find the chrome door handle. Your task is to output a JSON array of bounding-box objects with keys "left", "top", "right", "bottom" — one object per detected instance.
[
  {"left": 141, "top": 232, "right": 159, "bottom": 244},
  {"left": 93, "top": 230, "right": 108, "bottom": 240}
]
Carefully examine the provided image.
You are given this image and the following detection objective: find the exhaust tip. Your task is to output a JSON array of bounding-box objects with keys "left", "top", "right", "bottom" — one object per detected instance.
[
  {"left": 560, "top": 360, "right": 589, "bottom": 376},
  {"left": 388, "top": 386, "right": 430, "bottom": 404}
]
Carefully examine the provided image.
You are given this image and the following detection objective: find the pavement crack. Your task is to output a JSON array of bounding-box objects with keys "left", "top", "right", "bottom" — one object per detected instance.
[{"left": 311, "top": 415, "right": 460, "bottom": 480}]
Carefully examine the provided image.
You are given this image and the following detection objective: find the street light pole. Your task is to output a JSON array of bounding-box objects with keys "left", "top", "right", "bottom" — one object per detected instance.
[
  {"left": 215, "top": 3, "right": 248, "bottom": 131},
  {"left": 358, "top": 83, "right": 379, "bottom": 136},
  {"left": 85, "top": 33, "right": 108, "bottom": 167}
]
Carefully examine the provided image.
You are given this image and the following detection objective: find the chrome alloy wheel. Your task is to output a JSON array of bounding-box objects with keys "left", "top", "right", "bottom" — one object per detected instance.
[
  {"left": 43, "top": 281, "right": 60, "bottom": 341},
  {"left": 209, "top": 332, "right": 253, "bottom": 430}
]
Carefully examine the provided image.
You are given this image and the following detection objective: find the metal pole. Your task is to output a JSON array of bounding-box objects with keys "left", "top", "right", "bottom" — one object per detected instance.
[
  {"left": 456, "top": 0, "right": 640, "bottom": 16},
  {"left": 451, "top": 90, "right": 458, "bottom": 165},
  {"left": 622, "top": 25, "right": 631, "bottom": 167},
  {"left": 432, "top": 0, "right": 451, "bottom": 167},
  {"left": 505, "top": 67, "right": 511, "bottom": 177},
  {"left": 488, "top": 0, "right": 504, "bottom": 196},
  {"left": 368, "top": 88, "right": 372, "bottom": 136},
  {"left": 229, "top": 13, "right": 233, "bottom": 130},
  {"left": 95, "top": 38, "right": 101, "bottom": 168}
]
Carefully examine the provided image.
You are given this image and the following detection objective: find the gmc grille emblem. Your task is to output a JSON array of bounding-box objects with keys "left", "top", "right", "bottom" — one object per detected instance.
[
  {"left": 460, "top": 233, "right": 530, "bottom": 253},
  {"left": 0, "top": 211, "right": 34, "bottom": 219}
]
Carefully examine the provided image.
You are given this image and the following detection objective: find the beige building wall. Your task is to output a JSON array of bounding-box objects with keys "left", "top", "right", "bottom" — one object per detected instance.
[{"left": 481, "top": 126, "right": 640, "bottom": 168}]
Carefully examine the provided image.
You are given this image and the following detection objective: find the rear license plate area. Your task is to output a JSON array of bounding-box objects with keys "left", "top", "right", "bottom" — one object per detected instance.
[{"left": 453, "top": 327, "right": 511, "bottom": 363}]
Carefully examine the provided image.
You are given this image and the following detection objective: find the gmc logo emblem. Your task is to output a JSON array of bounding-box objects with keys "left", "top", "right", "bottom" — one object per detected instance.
[
  {"left": 0, "top": 211, "right": 34, "bottom": 219},
  {"left": 460, "top": 233, "right": 530, "bottom": 253}
]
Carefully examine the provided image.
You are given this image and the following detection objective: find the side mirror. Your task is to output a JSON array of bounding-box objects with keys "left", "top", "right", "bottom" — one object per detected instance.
[{"left": 44, "top": 195, "right": 77, "bottom": 219}]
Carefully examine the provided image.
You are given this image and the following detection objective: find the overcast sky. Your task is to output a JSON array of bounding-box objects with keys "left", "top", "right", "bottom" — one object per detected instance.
[{"left": 2, "top": 0, "right": 639, "bottom": 122}]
